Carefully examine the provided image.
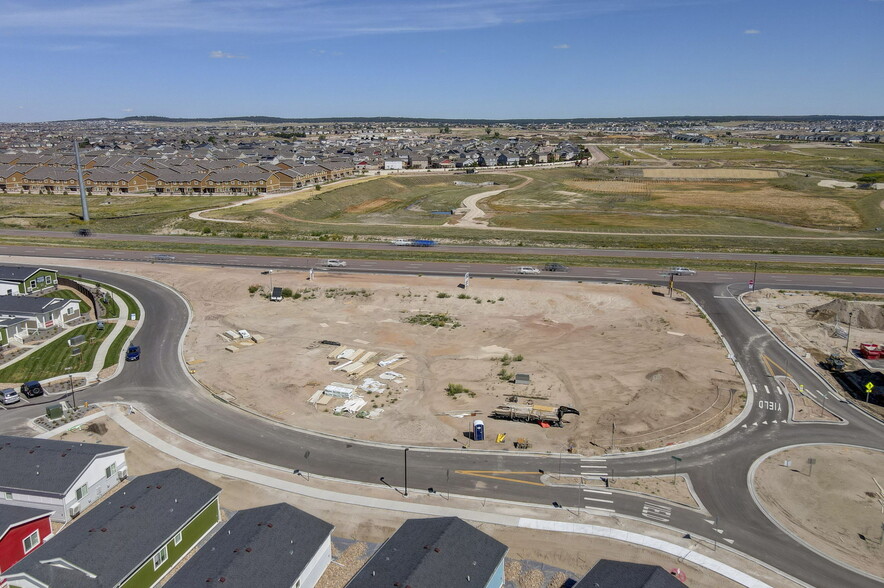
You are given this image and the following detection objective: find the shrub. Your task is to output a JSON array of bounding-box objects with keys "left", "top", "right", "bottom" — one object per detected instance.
[
  {"left": 437, "top": 292, "right": 451, "bottom": 298},
  {"left": 281, "top": 288, "right": 293, "bottom": 298},
  {"left": 498, "top": 368, "right": 513, "bottom": 381},
  {"left": 513, "top": 354, "right": 523, "bottom": 362},
  {"left": 446, "top": 383, "right": 472, "bottom": 397},
  {"left": 500, "top": 353, "right": 512, "bottom": 366},
  {"left": 457, "top": 293, "right": 470, "bottom": 299},
  {"left": 248, "top": 284, "right": 261, "bottom": 294}
]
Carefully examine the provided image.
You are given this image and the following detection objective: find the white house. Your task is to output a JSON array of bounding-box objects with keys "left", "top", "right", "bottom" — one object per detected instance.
[
  {"left": 384, "top": 159, "right": 403, "bottom": 170},
  {"left": 0, "top": 435, "right": 128, "bottom": 522},
  {"left": 0, "top": 295, "right": 81, "bottom": 330}
]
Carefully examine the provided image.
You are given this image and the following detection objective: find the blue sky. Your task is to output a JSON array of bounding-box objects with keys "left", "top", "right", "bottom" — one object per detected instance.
[{"left": 1, "top": 0, "right": 882, "bottom": 122}]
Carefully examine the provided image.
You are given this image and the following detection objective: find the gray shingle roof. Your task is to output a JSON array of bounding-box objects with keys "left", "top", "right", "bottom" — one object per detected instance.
[
  {"left": 4, "top": 469, "right": 221, "bottom": 588},
  {"left": 0, "top": 435, "right": 126, "bottom": 497},
  {"left": 345, "top": 517, "right": 507, "bottom": 588},
  {"left": 0, "top": 504, "right": 54, "bottom": 539},
  {"left": 0, "top": 265, "right": 55, "bottom": 283},
  {"left": 574, "top": 559, "right": 686, "bottom": 588},
  {"left": 165, "top": 502, "right": 333, "bottom": 587},
  {"left": 0, "top": 295, "right": 76, "bottom": 317}
]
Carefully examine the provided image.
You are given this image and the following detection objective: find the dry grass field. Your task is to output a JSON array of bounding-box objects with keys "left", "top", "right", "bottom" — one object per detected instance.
[{"left": 643, "top": 168, "right": 780, "bottom": 179}]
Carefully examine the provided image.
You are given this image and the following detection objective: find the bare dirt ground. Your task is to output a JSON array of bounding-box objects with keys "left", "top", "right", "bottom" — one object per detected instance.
[
  {"left": 609, "top": 476, "right": 699, "bottom": 509},
  {"left": 643, "top": 169, "right": 780, "bottom": 179},
  {"left": 158, "top": 269, "right": 742, "bottom": 454},
  {"left": 753, "top": 445, "right": 884, "bottom": 578},
  {"left": 54, "top": 413, "right": 784, "bottom": 588}
]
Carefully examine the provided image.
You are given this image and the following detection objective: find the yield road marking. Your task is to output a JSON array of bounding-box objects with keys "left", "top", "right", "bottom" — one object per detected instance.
[
  {"left": 752, "top": 384, "right": 757, "bottom": 394},
  {"left": 763, "top": 385, "right": 770, "bottom": 395},
  {"left": 724, "top": 538, "right": 735, "bottom": 545},
  {"left": 454, "top": 470, "right": 545, "bottom": 487}
]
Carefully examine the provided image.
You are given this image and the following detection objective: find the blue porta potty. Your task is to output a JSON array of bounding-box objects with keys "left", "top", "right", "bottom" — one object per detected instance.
[{"left": 473, "top": 419, "right": 485, "bottom": 441}]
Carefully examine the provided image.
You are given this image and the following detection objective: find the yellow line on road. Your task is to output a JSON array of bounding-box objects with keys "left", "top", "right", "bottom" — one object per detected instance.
[
  {"left": 761, "top": 354, "right": 792, "bottom": 378},
  {"left": 455, "top": 470, "right": 546, "bottom": 487}
]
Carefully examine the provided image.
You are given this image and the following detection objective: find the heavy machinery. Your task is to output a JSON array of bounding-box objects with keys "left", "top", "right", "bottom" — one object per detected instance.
[
  {"left": 822, "top": 352, "right": 846, "bottom": 372},
  {"left": 489, "top": 403, "right": 579, "bottom": 427}
]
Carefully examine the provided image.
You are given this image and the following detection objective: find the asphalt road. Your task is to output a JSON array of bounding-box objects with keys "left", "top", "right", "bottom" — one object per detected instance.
[
  {"left": 2, "top": 228, "right": 884, "bottom": 266},
  {"left": 1, "top": 247, "right": 883, "bottom": 587}
]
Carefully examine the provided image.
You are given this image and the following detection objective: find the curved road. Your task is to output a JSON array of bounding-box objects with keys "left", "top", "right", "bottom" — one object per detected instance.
[{"left": 1, "top": 248, "right": 883, "bottom": 587}]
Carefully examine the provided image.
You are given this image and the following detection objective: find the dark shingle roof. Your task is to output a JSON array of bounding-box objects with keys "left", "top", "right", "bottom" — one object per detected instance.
[
  {"left": 0, "top": 435, "right": 126, "bottom": 496},
  {"left": 345, "top": 517, "right": 507, "bottom": 588},
  {"left": 0, "top": 504, "right": 54, "bottom": 539},
  {"left": 574, "top": 559, "right": 686, "bottom": 588},
  {"left": 165, "top": 503, "right": 333, "bottom": 587},
  {"left": 0, "top": 295, "right": 76, "bottom": 317},
  {"left": 4, "top": 469, "right": 221, "bottom": 588},
  {"left": 0, "top": 265, "right": 55, "bottom": 283}
]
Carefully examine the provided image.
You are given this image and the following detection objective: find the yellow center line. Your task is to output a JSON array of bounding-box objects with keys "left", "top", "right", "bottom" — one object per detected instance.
[{"left": 454, "top": 470, "right": 546, "bottom": 487}]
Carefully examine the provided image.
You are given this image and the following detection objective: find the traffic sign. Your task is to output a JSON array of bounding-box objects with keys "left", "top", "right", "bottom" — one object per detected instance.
[{"left": 866, "top": 382, "right": 874, "bottom": 403}]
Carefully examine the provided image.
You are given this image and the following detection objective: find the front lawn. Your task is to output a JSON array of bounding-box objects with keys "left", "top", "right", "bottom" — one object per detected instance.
[{"left": 0, "top": 323, "right": 113, "bottom": 383}]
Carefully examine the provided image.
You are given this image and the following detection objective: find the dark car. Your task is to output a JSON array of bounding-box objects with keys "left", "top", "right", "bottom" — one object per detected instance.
[
  {"left": 126, "top": 345, "right": 141, "bottom": 361},
  {"left": 76, "top": 228, "right": 92, "bottom": 237},
  {"left": 544, "top": 263, "right": 569, "bottom": 272},
  {"left": 20, "top": 381, "right": 44, "bottom": 398}
]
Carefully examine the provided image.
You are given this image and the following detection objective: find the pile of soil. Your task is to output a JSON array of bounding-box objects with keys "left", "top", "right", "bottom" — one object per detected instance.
[{"left": 806, "top": 299, "right": 884, "bottom": 330}]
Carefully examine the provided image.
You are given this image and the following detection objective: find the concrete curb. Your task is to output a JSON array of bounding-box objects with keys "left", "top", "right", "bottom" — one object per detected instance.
[
  {"left": 746, "top": 443, "right": 884, "bottom": 584},
  {"left": 105, "top": 403, "right": 780, "bottom": 588}
]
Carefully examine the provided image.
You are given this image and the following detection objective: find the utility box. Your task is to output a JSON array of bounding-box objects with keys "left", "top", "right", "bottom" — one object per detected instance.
[
  {"left": 45, "top": 403, "right": 64, "bottom": 420},
  {"left": 472, "top": 419, "right": 485, "bottom": 441},
  {"left": 514, "top": 373, "right": 530, "bottom": 385},
  {"left": 68, "top": 334, "right": 86, "bottom": 347}
]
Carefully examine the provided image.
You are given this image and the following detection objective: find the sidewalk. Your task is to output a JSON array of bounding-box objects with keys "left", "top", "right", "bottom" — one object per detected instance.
[{"left": 99, "top": 403, "right": 790, "bottom": 588}]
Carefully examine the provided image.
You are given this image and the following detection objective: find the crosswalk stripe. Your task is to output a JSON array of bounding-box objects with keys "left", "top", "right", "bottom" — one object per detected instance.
[
  {"left": 804, "top": 389, "right": 816, "bottom": 399},
  {"left": 764, "top": 385, "right": 770, "bottom": 395},
  {"left": 584, "top": 497, "right": 614, "bottom": 504},
  {"left": 752, "top": 384, "right": 758, "bottom": 394},
  {"left": 583, "top": 489, "right": 612, "bottom": 495}
]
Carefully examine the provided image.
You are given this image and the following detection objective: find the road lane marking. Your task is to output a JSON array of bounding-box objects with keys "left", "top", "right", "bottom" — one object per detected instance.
[
  {"left": 642, "top": 502, "right": 672, "bottom": 522},
  {"left": 772, "top": 420, "right": 778, "bottom": 424},
  {"left": 454, "top": 470, "right": 545, "bottom": 487},
  {"left": 817, "top": 390, "right": 828, "bottom": 399},
  {"left": 803, "top": 389, "right": 816, "bottom": 399},
  {"left": 760, "top": 355, "right": 793, "bottom": 379},
  {"left": 584, "top": 497, "right": 614, "bottom": 504},
  {"left": 763, "top": 385, "right": 770, "bottom": 395},
  {"left": 762, "top": 421, "right": 768, "bottom": 425},
  {"left": 583, "top": 489, "right": 612, "bottom": 495}
]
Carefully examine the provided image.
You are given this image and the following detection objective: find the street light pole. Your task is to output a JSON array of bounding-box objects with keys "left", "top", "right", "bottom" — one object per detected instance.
[
  {"left": 752, "top": 262, "right": 758, "bottom": 291},
  {"left": 68, "top": 374, "right": 76, "bottom": 409},
  {"left": 846, "top": 311, "right": 854, "bottom": 351},
  {"left": 610, "top": 421, "right": 615, "bottom": 453},
  {"left": 404, "top": 447, "right": 409, "bottom": 497}
]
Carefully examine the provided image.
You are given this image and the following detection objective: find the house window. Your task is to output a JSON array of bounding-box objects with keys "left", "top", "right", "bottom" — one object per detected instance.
[
  {"left": 23, "top": 529, "right": 40, "bottom": 553},
  {"left": 152, "top": 545, "right": 168, "bottom": 570},
  {"left": 105, "top": 463, "right": 117, "bottom": 478},
  {"left": 75, "top": 483, "right": 88, "bottom": 501},
  {"left": 29, "top": 280, "right": 36, "bottom": 290},
  {"left": 3, "top": 492, "right": 12, "bottom": 500},
  {"left": 174, "top": 531, "right": 183, "bottom": 545}
]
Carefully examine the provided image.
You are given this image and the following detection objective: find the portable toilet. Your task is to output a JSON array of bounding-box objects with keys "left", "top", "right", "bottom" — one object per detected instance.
[{"left": 472, "top": 419, "right": 485, "bottom": 441}]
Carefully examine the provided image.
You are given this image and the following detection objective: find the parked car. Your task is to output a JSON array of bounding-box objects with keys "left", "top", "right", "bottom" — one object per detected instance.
[
  {"left": 324, "top": 259, "right": 347, "bottom": 267},
  {"left": 544, "top": 263, "right": 569, "bottom": 272},
  {"left": 20, "top": 381, "right": 44, "bottom": 398},
  {"left": 237, "top": 329, "right": 251, "bottom": 340},
  {"left": 516, "top": 266, "right": 540, "bottom": 274},
  {"left": 668, "top": 267, "right": 696, "bottom": 276},
  {"left": 125, "top": 345, "right": 141, "bottom": 361},
  {"left": 1, "top": 388, "right": 20, "bottom": 405}
]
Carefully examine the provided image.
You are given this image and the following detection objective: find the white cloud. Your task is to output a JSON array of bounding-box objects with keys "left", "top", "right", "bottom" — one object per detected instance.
[
  {"left": 553, "top": 43, "right": 570, "bottom": 49},
  {"left": 210, "top": 50, "right": 244, "bottom": 59},
  {"left": 744, "top": 29, "right": 761, "bottom": 35},
  {"left": 0, "top": 1, "right": 701, "bottom": 40}
]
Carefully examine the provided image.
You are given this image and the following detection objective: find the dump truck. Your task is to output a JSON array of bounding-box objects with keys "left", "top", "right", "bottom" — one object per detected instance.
[
  {"left": 822, "top": 353, "right": 846, "bottom": 372},
  {"left": 489, "top": 403, "right": 579, "bottom": 427}
]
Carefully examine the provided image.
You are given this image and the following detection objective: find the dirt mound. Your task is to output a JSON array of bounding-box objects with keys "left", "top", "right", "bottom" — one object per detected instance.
[
  {"left": 806, "top": 299, "right": 884, "bottom": 330},
  {"left": 645, "top": 367, "right": 689, "bottom": 385}
]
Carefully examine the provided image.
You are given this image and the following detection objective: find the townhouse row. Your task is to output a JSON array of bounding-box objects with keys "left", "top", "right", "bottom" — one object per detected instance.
[{"left": 0, "top": 161, "right": 355, "bottom": 196}]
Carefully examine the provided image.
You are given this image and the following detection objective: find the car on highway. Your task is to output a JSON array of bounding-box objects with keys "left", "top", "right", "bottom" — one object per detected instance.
[
  {"left": 152, "top": 254, "right": 176, "bottom": 261},
  {"left": 391, "top": 238, "right": 412, "bottom": 246},
  {"left": 1, "top": 388, "right": 20, "bottom": 405},
  {"left": 20, "top": 381, "right": 44, "bottom": 399},
  {"left": 516, "top": 266, "right": 540, "bottom": 274},
  {"left": 324, "top": 259, "right": 347, "bottom": 267},
  {"left": 125, "top": 345, "right": 141, "bottom": 361},
  {"left": 544, "top": 263, "right": 569, "bottom": 272},
  {"left": 76, "top": 228, "right": 92, "bottom": 237},
  {"left": 668, "top": 267, "right": 696, "bottom": 276}
]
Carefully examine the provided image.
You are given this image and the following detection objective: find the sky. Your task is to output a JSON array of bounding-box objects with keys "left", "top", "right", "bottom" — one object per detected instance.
[{"left": 1, "top": 0, "right": 882, "bottom": 122}]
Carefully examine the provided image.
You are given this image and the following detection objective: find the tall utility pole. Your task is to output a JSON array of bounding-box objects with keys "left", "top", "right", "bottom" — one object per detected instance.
[
  {"left": 74, "top": 141, "right": 90, "bottom": 221},
  {"left": 752, "top": 262, "right": 758, "bottom": 291}
]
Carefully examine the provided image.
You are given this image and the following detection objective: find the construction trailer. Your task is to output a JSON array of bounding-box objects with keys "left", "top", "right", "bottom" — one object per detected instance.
[{"left": 489, "top": 403, "right": 579, "bottom": 427}]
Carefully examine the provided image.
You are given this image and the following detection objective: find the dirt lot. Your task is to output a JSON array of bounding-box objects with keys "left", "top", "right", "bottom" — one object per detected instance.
[
  {"left": 753, "top": 445, "right": 884, "bottom": 578},
  {"left": 166, "top": 269, "right": 741, "bottom": 454},
  {"left": 54, "top": 414, "right": 774, "bottom": 588}
]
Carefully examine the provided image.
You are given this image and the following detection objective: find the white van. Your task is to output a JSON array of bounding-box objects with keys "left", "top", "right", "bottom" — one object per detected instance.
[{"left": 391, "top": 238, "right": 412, "bottom": 246}]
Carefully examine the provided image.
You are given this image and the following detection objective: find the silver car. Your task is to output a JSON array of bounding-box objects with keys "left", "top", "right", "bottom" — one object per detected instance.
[
  {"left": 324, "top": 259, "right": 347, "bottom": 267},
  {"left": 1, "top": 388, "right": 20, "bottom": 405},
  {"left": 668, "top": 267, "right": 696, "bottom": 276},
  {"left": 516, "top": 266, "right": 540, "bottom": 274}
]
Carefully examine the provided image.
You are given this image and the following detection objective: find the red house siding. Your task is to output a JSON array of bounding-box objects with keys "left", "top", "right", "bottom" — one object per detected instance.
[{"left": 0, "top": 517, "right": 51, "bottom": 573}]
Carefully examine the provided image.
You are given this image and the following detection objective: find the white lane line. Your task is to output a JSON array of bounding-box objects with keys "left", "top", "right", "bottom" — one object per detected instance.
[
  {"left": 583, "top": 489, "right": 612, "bottom": 495},
  {"left": 752, "top": 384, "right": 758, "bottom": 394},
  {"left": 764, "top": 385, "right": 770, "bottom": 395},
  {"left": 776, "top": 386, "right": 784, "bottom": 395},
  {"left": 584, "top": 497, "right": 615, "bottom": 504},
  {"left": 584, "top": 506, "right": 616, "bottom": 513},
  {"left": 804, "top": 389, "right": 816, "bottom": 399},
  {"left": 817, "top": 390, "right": 828, "bottom": 399}
]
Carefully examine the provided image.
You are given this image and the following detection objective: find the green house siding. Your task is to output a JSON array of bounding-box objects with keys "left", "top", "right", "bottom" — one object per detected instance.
[
  {"left": 24, "top": 271, "right": 58, "bottom": 293},
  {"left": 121, "top": 497, "right": 220, "bottom": 588}
]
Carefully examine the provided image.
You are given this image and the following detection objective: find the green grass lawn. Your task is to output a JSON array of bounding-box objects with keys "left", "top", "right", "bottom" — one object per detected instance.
[
  {"left": 103, "top": 325, "right": 135, "bottom": 370},
  {"left": 0, "top": 323, "right": 113, "bottom": 383},
  {"left": 69, "top": 278, "right": 138, "bottom": 319},
  {"left": 40, "top": 290, "right": 90, "bottom": 314}
]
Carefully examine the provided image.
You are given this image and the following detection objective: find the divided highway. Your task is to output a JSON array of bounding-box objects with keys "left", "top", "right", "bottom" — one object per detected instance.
[{"left": 0, "top": 244, "right": 882, "bottom": 587}]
